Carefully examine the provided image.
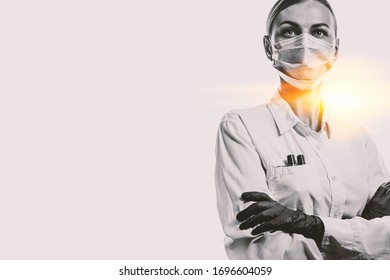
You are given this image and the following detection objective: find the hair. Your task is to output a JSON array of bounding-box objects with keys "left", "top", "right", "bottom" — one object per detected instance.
[{"left": 266, "top": 0, "right": 337, "bottom": 35}]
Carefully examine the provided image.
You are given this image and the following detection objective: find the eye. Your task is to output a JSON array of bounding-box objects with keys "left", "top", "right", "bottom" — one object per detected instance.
[
  {"left": 312, "top": 29, "right": 328, "bottom": 38},
  {"left": 282, "top": 28, "right": 297, "bottom": 38}
]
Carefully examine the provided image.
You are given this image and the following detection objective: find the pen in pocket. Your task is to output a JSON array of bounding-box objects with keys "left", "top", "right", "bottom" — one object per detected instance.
[{"left": 287, "top": 154, "right": 305, "bottom": 166}]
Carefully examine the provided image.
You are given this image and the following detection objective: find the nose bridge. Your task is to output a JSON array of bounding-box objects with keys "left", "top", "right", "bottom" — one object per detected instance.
[
  {"left": 293, "top": 34, "right": 310, "bottom": 63},
  {"left": 301, "top": 44, "right": 311, "bottom": 63},
  {"left": 300, "top": 33, "right": 310, "bottom": 46},
  {"left": 299, "top": 35, "right": 321, "bottom": 63},
  {"left": 292, "top": 42, "right": 310, "bottom": 64}
]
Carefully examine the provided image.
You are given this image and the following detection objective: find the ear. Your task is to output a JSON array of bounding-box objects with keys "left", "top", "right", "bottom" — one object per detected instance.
[
  {"left": 334, "top": 38, "right": 340, "bottom": 59},
  {"left": 263, "top": 35, "right": 273, "bottom": 61}
]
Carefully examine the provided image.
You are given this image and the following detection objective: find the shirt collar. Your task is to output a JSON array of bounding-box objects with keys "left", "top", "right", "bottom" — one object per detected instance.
[{"left": 267, "top": 92, "right": 332, "bottom": 138}]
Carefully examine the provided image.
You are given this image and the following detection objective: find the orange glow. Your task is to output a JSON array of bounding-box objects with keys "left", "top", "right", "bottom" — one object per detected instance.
[
  {"left": 322, "top": 57, "right": 390, "bottom": 122},
  {"left": 197, "top": 56, "right": 390, "bottom": 118}
]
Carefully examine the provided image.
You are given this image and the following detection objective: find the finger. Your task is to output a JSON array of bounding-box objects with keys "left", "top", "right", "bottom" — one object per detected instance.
[
  {"left": 239, "top": 213, "right": 264, "bottom": 230},
  {"left": 240, "top": 205, "right": 281, "bottom": 229},
  {"left": 384, "top": 184, "right": 390, "bottom": 195},
  {"left": 374, "top": 185, "right": 390, "bottom": 197},
  {"left": 236, "top": 203, "right": 259, "bottom": 222},
  {"left": 250, "top": 207, "right": 289, "bottom": 235},
  {"left": 252, "top": 220, "right": 277, "bottom": 235},
  {"left": 239, "top": 209, "right": 274, "bottom": 230},
  {"left": 241, "top": 192, "right": 274, "bottom": 202},
  {"left": 236, "top": 201, "right": 274, "bottom": 222}
]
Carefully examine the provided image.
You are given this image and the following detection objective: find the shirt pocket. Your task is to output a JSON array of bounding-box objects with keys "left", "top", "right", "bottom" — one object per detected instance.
[{"left": 266, "top": 164, "right": 318, "bottom": 197}]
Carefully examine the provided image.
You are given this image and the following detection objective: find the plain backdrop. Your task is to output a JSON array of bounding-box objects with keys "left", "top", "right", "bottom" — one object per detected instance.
[{"left": 0, "top": 0, "right": 389, "bottom": 259}]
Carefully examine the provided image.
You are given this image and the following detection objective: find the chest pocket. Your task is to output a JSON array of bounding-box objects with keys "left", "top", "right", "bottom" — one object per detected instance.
[{"left": 266, "top": 164, "right": 320, "bottom": 206}]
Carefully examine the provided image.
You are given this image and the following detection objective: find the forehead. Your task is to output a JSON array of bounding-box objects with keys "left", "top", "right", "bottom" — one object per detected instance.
[{"left": 272, "top": 1, "right": 336, "bottom": 30}]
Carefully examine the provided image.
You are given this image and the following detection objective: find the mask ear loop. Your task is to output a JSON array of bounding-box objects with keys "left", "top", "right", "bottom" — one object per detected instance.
[{"left": 263, "top": 35, "right": 277, "bottom": 65}]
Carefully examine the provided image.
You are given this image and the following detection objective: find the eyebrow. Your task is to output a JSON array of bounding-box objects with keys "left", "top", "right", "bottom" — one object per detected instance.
[
  {"left": 311, "top": 23, "right": 330, "bottom": 29},
  {"left": 279, "top": 21, "right": 330, "bottom": 29},
  {"left": 279, "top": 21, "right": 300, "bottom": 27}
]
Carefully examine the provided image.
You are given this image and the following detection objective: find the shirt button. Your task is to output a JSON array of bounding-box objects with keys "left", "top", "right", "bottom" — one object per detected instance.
[
  {"left": 333, "top": 210, "right": 342, "bottom": 218},
  {"left": 316, "top": 145, "right": 321, "bottom": 149},
  {"left": 331, "top": 176, "right": 338, "bottom": 181}
]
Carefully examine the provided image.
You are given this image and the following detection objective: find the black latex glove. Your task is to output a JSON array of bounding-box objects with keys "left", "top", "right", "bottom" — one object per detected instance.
[
  {"left": 237, "top": 192, "right": 324, "bottom": 242},
  {"left": 362, "top": 182, "right": 390, "bottom": 220}
]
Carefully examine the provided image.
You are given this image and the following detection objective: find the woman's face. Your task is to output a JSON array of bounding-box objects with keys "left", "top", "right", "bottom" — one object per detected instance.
[
  {"left": 264, "top": 1, "right": 339, "bottom": 83},
  {"left": 270, "top": 1, "right": 337, "bottom": 46}
]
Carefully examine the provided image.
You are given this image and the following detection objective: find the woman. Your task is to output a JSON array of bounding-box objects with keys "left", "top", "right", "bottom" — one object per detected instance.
[{"left": 215, "top": 0, "right": 390, "bottom": 260}]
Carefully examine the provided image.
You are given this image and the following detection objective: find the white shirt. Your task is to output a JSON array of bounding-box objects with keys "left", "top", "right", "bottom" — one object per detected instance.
[{"left": 215, "top": 93, "right": 390, "bottom": 259}]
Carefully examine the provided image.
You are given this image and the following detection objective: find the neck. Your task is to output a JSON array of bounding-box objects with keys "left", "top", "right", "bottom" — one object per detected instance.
[{"left": 279, "top": 80, "right": 323, "bottom": 132}]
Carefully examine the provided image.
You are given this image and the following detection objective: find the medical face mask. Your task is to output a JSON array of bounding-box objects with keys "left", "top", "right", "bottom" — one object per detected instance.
[{"left": 270, "top": 33, "right": 338, "bottom": 90}]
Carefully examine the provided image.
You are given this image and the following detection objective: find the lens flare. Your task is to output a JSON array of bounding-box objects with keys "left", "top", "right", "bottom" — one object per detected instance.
[{"left": 321, "top": 57, "right": 390, "bottom": 122}]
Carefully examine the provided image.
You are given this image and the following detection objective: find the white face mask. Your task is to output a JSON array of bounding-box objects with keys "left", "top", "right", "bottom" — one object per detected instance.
[{"left": 269, "top": 33, "right": 338, "bottom": 90}]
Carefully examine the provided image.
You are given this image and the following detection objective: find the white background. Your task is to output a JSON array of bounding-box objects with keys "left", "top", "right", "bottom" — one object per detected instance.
[
  {"left": 0, "top": 260, "right": 388, "bottom": 280},
  {"left": 0, "top": 0, "right": 389, "bottom": 259}
]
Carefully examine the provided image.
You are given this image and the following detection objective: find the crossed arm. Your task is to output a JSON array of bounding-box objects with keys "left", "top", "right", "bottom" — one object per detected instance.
[
  {"left": 236, "top": 184, "right": 390, "bottom": 245},
  {"left": 216, "top": 114, "right": 390, "bottom": 259}
]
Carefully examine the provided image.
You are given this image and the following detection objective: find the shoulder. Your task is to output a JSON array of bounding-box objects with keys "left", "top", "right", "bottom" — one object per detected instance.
[
  {"left": 218, "top": 104, "right": 277, "bottom": 140},
  {"left": 220, "top": 104, "right": 272, "bottom": 125},
  {"left": 328, "top": 117, "right": 370, "bottom": 146},
  {"left": 329, "top": 117, "right": 367, "bottom": 136}
]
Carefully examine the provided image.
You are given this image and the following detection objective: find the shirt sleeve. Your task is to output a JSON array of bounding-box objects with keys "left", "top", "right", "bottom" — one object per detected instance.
[
  {"left": 215, "top": 112, "right": 322, "bottom": 259},
  {"left": 319, "top": 130, "right": 390, "bottom": 259},
  {"left": 365, "top": 132, "right": 390, "bottom": 198}
]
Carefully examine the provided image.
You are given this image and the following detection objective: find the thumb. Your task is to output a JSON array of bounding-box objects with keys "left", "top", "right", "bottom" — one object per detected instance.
[{"left": 373, "top": 183, "right": 390, "bottom": 197}]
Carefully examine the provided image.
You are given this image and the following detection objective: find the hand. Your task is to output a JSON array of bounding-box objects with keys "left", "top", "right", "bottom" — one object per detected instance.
[
  {"left": 362, "top": 182, "right": 390, "bottom": 220},
  {"left": 236, "top": 192, "right": 324, "bottom": 242}
]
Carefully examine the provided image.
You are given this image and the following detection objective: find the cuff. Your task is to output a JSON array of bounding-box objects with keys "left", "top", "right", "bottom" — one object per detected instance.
[{"left": 318, "top": 216, "right": 354, "bottom": 252}]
